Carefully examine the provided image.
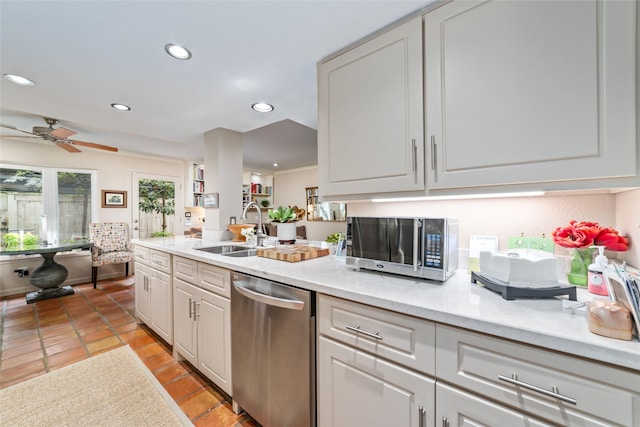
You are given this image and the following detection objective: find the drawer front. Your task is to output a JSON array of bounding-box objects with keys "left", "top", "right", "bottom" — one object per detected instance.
[
  {"left": 436, "top": 382, "right": 550, "bottom": 427},
  {"left": 197, "top": 263, "right": 230, "bottom": 298},
  {"left": 134, "top": 245, "right": 150, "bottom": 264},
  {"left": 173, "top": 256, "right": 198, "bottom": 285},
  {"left": 318, "top": 294, "right": 435, "bottom": 375},
  {"left": 436, "top": 324, "right": 640, "bottom": 426},
  {"left": 149, "top": 249, "right": 172, "bottom": 274}
]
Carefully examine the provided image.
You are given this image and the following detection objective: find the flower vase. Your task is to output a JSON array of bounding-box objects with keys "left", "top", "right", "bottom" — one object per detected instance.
[{"left": 567, "top": 248, "right": 595, "bottom": 286}]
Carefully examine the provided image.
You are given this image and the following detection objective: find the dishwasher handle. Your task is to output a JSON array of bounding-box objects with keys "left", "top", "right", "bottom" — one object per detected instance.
[{"left": 233, "top": 281, "right": 305, "bottom": 310}]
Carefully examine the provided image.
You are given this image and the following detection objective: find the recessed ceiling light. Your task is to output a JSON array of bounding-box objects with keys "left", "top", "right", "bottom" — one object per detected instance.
[
  {"left": 165, "top": 44, "right": 192, "bottom": 60},
  {"left": 4, "top": 74, "right": 36, "bottom": 86},
  {"left": 111, "top": 103, "right": 131, "bottom": 111},
  {"left": 273, "top": 163, "right": 279, "bottom": 167},
  {"left": 252, "top": 102, "right": 274, "bottom": 113}
]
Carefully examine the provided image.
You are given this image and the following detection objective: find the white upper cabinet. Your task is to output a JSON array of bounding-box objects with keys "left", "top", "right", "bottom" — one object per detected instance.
[
  {"left": 424, "top": 0, "right": 638, "bottom": 190},
  {"left": 318, "top": 16, "right": 425, "bottom": 198}
]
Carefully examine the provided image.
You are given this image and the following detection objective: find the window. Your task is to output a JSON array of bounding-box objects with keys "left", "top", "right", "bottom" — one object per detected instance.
[{"left": 0, "top": 164, "right": 97, "bottom": 246}]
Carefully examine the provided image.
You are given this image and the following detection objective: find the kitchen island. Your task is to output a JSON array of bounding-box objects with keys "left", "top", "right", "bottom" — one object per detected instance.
[
  {"left": 134, "top": 236, "right": 638, "bottom": 370},
  {"left": 134, "top": 236, "right": 639, "bottom": 426}
]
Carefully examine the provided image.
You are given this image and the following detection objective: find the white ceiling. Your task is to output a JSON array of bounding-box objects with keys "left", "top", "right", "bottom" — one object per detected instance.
[{"left": 0, "top": 0, "right": 433, "bottom": 172}]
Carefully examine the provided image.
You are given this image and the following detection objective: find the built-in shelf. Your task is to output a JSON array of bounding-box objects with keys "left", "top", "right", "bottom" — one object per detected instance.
[{"left": 192, "top": 164, "right": 205, "bottom": 207}]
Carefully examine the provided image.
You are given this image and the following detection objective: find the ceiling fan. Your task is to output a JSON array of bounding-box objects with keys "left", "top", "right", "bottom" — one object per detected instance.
[{"left": 0, "top": 117, "right": 118, "bottom": 153}]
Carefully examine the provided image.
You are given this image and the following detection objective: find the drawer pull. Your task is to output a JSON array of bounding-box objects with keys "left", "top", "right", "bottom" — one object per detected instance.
[
  {"left": 498, "top": 374, "right": 577, "bottom": 405},
  {"left": 345, "top": 325, "right": 383, "bottom": 340}
]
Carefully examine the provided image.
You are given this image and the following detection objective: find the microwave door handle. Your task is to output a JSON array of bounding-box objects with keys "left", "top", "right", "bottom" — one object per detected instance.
[{"left": 413, "top": 220, "right": 420, "bottom": 271}]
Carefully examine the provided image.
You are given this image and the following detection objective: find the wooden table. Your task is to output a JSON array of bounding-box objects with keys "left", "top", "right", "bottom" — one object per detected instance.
[{"left": 1, "top": 242, "right": 92, "bottom": 303}]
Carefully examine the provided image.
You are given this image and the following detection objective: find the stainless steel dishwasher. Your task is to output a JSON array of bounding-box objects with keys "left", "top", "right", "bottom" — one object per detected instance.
[{"left": 231, "top": 273, "right": 315, "bottom": 427}]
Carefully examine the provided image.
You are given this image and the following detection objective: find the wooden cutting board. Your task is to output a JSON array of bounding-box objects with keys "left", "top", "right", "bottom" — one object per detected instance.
[{"left": 256, "top": 245, "right": 330, "bottom": 262}]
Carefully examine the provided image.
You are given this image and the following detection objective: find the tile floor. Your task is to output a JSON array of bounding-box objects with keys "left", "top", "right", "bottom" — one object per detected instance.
[{"left": 0, "top": 277, "right": 259, "bottom": 427}]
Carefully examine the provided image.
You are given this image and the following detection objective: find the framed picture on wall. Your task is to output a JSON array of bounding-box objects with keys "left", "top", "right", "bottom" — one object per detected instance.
[
  {"left": 203, "top": 192, "right": 219, "bottom": 208},
  {"left": 102, "top": 190, "right": 127, "bottom": 208}
]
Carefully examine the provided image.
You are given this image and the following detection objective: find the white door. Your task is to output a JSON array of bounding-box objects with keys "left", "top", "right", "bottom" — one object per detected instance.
[{"left": 132, "top": 172, "right": 182, "bottom": 239}]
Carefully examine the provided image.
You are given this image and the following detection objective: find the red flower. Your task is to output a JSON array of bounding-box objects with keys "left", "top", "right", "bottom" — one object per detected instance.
[
  {"left": 594, "top": 227, "right": 630, "bottom": 251},
  {"left": 552, "top": 220, "right": 629, "bottom": 251}
]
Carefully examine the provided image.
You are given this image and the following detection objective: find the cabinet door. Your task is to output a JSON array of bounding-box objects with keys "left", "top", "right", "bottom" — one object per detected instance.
[
  {"left": 318, "top": 16, "right": 424, "bottom": 197},
  {"left": 436, "top": 383, "right": 550, "bottom": 427},
  {"left": 425, "top": 0, "right": 637, "bottom": 190},
  {"left": 149, "top": 269, "right": 173, "bottom": 344},
  {"left": 196, "top": 289, "right": 232, "bottom": 396},
  {"left": 318, "top": 336, "right": 435, "bottom": 427},
  {"left": 134, "top": 263, "right": 151, "bottom": 324},
  {"left": 173, "top": 278, "right": 197, "bottom": 366}
]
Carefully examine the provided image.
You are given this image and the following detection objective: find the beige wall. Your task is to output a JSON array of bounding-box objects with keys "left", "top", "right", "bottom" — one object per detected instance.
[{"left": 615, "top": 188, "right": 640, "bottom": 266}]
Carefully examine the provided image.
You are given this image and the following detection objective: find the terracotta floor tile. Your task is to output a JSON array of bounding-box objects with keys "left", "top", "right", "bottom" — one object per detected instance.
[
  {"left": 164, "top": 373, "right": 207, "bottom": 401},
  {"left": 194, "top": 402, "right": 258, "bottom": 427},
  {"left": 47, "top": 346, "right": 89, "bottom": 370},
  {"left": 135, "top": 341, "right": 171, "bottom": 360},
  {"left": 44, "top": 336, "right": 83, "bottom": 357},
  {"left": 0, "top": 359, "right": 46, "bottom": 389},
  {"left": 0, "top": 339, "right": 42, "bottom": 360},
  {"left": 80, "top": 326, "right": 113, "bottom": 343},
  {"left": 0, "top": 348, "right": 44, "bottom": 371},
  {"left": 126, "top": 333, "right": 156, "bottom": 349},
  {"left": 85, "top": 336, "right": 121, "bottom": 354},
  {"left": 154, "top": 361, "right": 189, "bottom": 385},
  {"left": 179, "top": 388, "right": 223, "bottom": 419},
  {"left": 143, "top": 351, "right": 175, "bottom": 371},
  {"left": 1, "top": 330, "right": 40, "bottom": 348},
  {"left": 42, "top": 330, "right": 79, "bottom": 347}
]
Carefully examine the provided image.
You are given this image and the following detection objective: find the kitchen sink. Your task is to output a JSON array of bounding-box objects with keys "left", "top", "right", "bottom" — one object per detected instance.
[
  {"left": 222, "top": 249, "right": 258, "bottom": 257},
  {"left": 196, "top": 245, "right": 248, "bottom": 254}
]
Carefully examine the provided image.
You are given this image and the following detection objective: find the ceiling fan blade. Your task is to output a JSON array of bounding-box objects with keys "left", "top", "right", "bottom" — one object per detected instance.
[
  {"left": 0, "top": 123, "right": 37, "bottom": 136},
  {"left": 56, "top": 142, "right": 82, "bottom": 153},
  {"left": 70, "top": 139, "right": 118, "bottom": 152},
  {"left": 50, "top": 127, "right": 76, "bottom": 139}
]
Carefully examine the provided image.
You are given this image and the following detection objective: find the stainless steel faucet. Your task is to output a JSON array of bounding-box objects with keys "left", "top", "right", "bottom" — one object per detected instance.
[{"left": 241, "top": 201, "right": 266, "bottom": 246}]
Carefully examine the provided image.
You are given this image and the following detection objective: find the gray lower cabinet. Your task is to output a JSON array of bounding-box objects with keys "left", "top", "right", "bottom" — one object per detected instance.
[
  {"left": 172, "top": 256, "right": 232, "bottom": 396},
  {"left": 134, "top": 246, "right": 173, "bottom": 344},
  {"left": 317, "top": 294, "right": 436, "bottom": 427}
]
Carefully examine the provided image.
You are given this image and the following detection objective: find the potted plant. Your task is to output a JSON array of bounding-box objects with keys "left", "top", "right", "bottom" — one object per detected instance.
[
  {"left": 326, "top": 232, "right": 343, "bottom": 254},
  {"left": 268, "top": 206, "right": 298, "bottom": 243}
]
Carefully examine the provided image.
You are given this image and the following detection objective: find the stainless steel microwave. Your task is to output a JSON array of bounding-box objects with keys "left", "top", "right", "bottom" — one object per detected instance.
[{"left": 346, "top": 217, "right": 458, "bottom": 281}]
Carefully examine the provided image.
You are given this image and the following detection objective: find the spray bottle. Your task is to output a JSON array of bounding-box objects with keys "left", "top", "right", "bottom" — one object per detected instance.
[{"left": 587, "top": 246, "right": 608, "bottom": 296}]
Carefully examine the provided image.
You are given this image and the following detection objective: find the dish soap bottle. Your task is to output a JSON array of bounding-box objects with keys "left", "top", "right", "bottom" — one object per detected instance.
[{"left": 588, "top": 246, "right": 608, "bottom": 296}]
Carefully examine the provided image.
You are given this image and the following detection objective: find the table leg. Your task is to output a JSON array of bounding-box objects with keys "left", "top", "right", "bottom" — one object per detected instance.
[{"left": 25, "top": 252, "right": 74, "bottom": 304}]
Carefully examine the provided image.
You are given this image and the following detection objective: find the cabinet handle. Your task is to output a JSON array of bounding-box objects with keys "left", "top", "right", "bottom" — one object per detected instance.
[
  {"left": 430, "top": 135, "right": 438, "bottom": 183},
  {"left": 418, "top": 405, "right": 425, "bottom": 427},
  {"left": 411, "top": 138, "right": 418, "bottom": 184},
  {"left": 188, "top": 298, "right": 193, "bottom": 319},
  {"left": 194, "top": 301, "right": 200, "bottom": 319},
  {"left": 442, "top": 416, "right": 449, "bottom": 427},
  {"left": 498, "top": 373, "right": 577, "bottom": 405},
  {"left": 345, "top": 325, "right": 383, "bottom": 340},
  {"left": 144, "top": 276, "right": 148, "bottom": 291}
]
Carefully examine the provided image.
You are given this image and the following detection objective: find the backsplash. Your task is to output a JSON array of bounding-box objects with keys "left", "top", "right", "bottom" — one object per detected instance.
[{"left": 348, "top": 189, "right": 639, "bottom": 267}]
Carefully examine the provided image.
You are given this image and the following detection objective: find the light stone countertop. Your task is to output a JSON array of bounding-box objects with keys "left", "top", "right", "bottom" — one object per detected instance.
[{"left": 133, "top": 236, "right": 640, "bottom": 371}]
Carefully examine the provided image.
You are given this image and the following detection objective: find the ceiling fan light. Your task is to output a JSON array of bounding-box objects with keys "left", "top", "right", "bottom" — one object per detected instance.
[
  {"left": 252, "top": 102, "right": 274, "bottom": 113},
  {"left": 165, "top": 44, "right": 192, "bottom": 60},
  {"left": 4, "top": 74, "right": 36, "bottom": 86},
  {"left": 111, "top": 103, "right": 131, "bottom": 111}
]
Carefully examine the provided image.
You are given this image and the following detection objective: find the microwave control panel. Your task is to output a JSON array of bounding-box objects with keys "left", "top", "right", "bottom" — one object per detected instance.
[{"left": 422, "top": 219, "right": 444, "bottom": 269}]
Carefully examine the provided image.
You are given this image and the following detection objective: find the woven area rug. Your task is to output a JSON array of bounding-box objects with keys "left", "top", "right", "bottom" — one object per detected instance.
[{"left": 0, "top": 345, "right": 192, "bottom": 426}]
